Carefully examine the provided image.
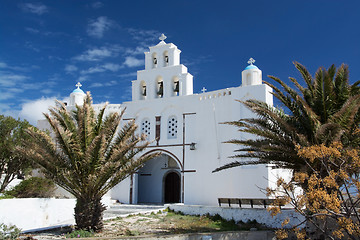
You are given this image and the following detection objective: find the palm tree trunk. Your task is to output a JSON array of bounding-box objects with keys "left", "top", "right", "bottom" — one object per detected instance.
[{"left": 74, "top": 196, "right": 106, "bottom": 232}]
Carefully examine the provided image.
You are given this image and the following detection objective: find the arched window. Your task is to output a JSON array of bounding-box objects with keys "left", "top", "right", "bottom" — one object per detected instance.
[
  {"left": 141, "top": 118, "right": 151, "bottom": 139},
  {"left": 167, "top": 116, "right": 178, "bottom": 139}
]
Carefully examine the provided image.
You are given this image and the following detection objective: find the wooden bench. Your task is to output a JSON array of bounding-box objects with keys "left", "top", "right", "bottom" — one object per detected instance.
[{"left": 218, "top": 198, "right": 277, "bottom": 208}]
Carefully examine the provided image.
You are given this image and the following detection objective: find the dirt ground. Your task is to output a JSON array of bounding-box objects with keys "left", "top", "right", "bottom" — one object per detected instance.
[{"left": 20, "top": 210, "right": 267, "bottom": 239}]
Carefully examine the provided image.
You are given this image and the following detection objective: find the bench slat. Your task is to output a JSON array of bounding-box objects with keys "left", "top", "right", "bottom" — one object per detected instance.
[{"left": 218, "top": 198, "right": 277, "bottom": 208}]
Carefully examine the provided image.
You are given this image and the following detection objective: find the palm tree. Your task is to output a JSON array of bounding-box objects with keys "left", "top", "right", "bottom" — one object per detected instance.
[
  {"left": 18, "top": 93, "right": 157, "bottom": 231},
  {"left": 213, "top": 62, "right": 360, "bottom": 174}
]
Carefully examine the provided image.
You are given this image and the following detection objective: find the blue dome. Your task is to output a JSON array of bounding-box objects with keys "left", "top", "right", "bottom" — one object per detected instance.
[
  {"left": 72, "top": 88, "right": 84, "bottom": 94},
  {"left": 244, "top": 65, "right": 259, "bottom": 70}
]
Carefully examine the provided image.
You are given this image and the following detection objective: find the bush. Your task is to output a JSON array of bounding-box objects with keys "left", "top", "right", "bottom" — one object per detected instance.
[
  {"left": 66, "top": 229, "right": 94, "bottom": 238},
  {"left": 6, "top": 177, "right": 55, "bottom": 198},
  {"left": 0, "top": 223, "right": 21, "bottom": 240}
]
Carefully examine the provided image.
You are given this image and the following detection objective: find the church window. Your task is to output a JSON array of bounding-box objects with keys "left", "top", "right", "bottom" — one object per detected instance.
[
  {"left": 141, "top": 118, "right": 151, "bottom": 139},
  {"left": 167, "top": 116, "right": 178, "bottom": 139}
]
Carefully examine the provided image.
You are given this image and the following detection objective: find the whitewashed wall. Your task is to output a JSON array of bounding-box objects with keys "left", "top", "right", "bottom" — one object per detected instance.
[
  {"left": 0, "top": 198, "right": 76, "bottom": 231},
  {"left": 110, "top": 83, "right": 288, "bottom": 206},
  {"left": 168, "top": 204, "right": 305, "bottom": 229}
]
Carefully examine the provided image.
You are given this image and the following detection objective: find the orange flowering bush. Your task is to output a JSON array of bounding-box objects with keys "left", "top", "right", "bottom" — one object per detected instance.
[{"left": 267, "top": 142, "right": 360, "bottom": 239}]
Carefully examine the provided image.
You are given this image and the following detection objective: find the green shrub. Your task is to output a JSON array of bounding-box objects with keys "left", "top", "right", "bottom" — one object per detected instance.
[
  {"left": 0, "top": 223, "right": 21, "bottom": 240},
  {"left": 0, "top": 192, "right": 14, "bottom": 200},
  {"left": 6, "top": 177, "right": 55, "bottom": 198},
  {"left": 66, "top": 229, "right": 94, "bottom": 238}
]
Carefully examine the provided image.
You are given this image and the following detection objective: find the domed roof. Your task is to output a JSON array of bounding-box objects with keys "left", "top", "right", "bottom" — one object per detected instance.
[
  {"left": 72, "top": 82, "right": 85, "bottom": 94},
  {"left": 72, "top": 88, "right": 85, "bottom": 94},
  {"left": 244, "top": 64, "right": 259, "bottom": 70}
]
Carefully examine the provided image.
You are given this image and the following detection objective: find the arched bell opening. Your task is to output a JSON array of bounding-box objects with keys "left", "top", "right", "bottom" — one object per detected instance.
[
  {"left": 140, "top": 80, "right": 146, "bottom": 100},
  {"left": 152, "top": 52, "right": 158, "bottom": 68},
  {"left": 172, "top": 76, "right": 180, "bottom": 97},
  {"left": 163, "top": 50, "right": 169, "bottom": 67},
  {"left": 156, "top": 76, "right": 164, "bottom": 98}
]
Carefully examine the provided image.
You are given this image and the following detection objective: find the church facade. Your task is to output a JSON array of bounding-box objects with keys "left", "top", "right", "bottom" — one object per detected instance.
[{"left": 45, "top": 35, "right": 289, "bottom": 206}]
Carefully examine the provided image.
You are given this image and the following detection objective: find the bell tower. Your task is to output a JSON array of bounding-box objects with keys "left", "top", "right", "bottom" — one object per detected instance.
[
  {"left": 241, "top": 58, "right": 262, "bottom": 86},
  {"left": 69, "top": 82, "right": 86, "bottom": 106},
  {"left": 132, "top": 34, "right": 193, "bottom": 101}
]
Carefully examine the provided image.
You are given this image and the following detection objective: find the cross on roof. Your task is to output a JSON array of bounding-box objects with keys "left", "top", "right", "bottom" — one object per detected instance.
[
  {"left": 159, "top": 33, "right": 167, "bottom": 41},
  {"left": 201, "top": 87, "right": 207, "bottom": 93},
  {"left": 247, "top": 58, "right": 255, "bottom": 65},
  {"left": 75, "top": 82, "right": 82, "bottom": 89}
]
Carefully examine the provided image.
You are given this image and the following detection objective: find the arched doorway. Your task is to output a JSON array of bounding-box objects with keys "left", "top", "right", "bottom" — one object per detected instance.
[
  {"left": 137, "top": 153, "right": 181, "bottom": 204},
  {"left": 164, "top": 171, "right": 181, "bottom": 203}
]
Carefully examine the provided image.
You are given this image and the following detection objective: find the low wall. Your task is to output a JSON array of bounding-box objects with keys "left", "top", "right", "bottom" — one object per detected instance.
[
  {"left": 0, "top": 198, "right": 76, "bottom": 231},
  {"left": 167, "top": 204, "right": 305, "bottom": 229}
]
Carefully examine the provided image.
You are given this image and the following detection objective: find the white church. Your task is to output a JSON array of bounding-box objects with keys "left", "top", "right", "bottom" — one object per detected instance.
[{"left": 40, "top": 34, "right": 289, "bottom": 206}]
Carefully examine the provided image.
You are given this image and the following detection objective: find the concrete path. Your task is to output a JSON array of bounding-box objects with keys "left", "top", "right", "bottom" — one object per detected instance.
[
  {"left": 103, "top": 203, "right": 166, "bottom": 219},
  {"left": 22, "top": 204, "right": 166, "bottom": 234}
]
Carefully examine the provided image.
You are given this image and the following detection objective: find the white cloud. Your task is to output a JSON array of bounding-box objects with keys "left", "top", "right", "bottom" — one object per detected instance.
[
  {"left": 123, "top": 56, "right": 143, "bottom": 68},
  {"left": 0, "top": 92, "right": 16, "bottom": 100},
  {"left": 81, "top": 63, "right": 122, "bottom": 75},
  {"left": 74, "top": 47, "right": 114, "bottom": 61},
  {"left": 0, "top": 73, "right": 29, "bottom": 87},
  {"left": 87, "top": 16, "right": 113, "bottom": 38},
  {"left": 0, "top": 62, "right": 8, "bottom": 68},
  {"left": 0, "top": 62, "right": 32, "bottom": 71},
  {"left": 89, "top": 82, "right": 103, "bottom": 88},
  {"left": 125, "top": 46, "right": 147, "bottom": 56},
  {"left": 118, "top": 72, "right": 137, "bottom": 78},
  {"left": 89, "top": 80, "right": 117, "bottom": 88},
  {"left": 25, "top": 27, "right": 40, "bottom": 34},
  {"left": 81, "top": 66, "right": 105, "bottom": 74},
  {"left": 65, "top": 64, "right": 78, "bottom": 73},
  {"left": 20, "top": 3, "right": 48, "bottom": 15},
  {"left": 91, "top": 2, "right": 104, "bottom": 9},
  {"left": 41, "top": 89, "right": 53, "bottom": 94},
  {"left": 127, "top": 28, "right": 161, "bottom": 44},
  {"left": 103, "top": 63, "right": 122, "bottom": 71},
  {"left": 77, "top": 76, "right": 88, "bottom": 82},
  {"left": 18, "top": 97, "right": 57, "bottom": 125}
]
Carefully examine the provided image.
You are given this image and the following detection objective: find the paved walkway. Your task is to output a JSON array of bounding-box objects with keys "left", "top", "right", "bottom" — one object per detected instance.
[
  {"left": 103, "top": 203, "right": 166, "bottom": 219},
  {"left": 21, "top": 204, "right": 166, "bottom": 234}
]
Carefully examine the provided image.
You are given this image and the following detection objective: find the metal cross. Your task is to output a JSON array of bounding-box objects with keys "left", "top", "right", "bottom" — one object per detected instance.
[
  {"left": 159, "top": 33, "right": 167, "bottom": 41},
  {"left": 201, "top": 87, "right": 207, "bottom": 93},
  {"left": 75, "top": 82, "right": 82, "bottom": 89},
  {"left": 247, "top": 58, "right": 255, "bottom": 65}
]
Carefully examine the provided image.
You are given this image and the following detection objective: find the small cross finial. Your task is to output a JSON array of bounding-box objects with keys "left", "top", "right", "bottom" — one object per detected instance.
[
  {"left": 75, "top": 82, "right": 82, "bottom": 89},
  {"left": 247, "top": 58, "right": 255, "bottom": 65},
  {"left": 201, "top": 87, "right": 207, "bottom": 93},
  {"left": 159, "top": 33, "right": 167, "bottom": 41}
]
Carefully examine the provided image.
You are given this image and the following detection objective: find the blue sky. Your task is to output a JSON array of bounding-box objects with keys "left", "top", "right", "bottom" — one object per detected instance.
[{"left": 1, "top": 1, "right": 360, "bottom": 125}]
